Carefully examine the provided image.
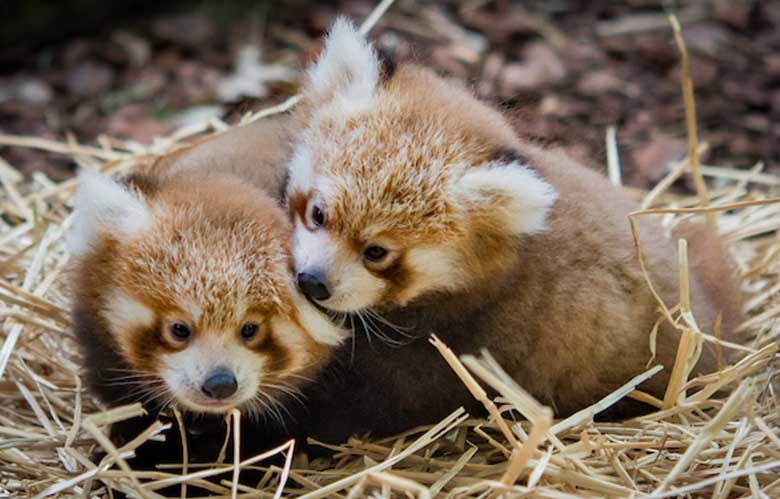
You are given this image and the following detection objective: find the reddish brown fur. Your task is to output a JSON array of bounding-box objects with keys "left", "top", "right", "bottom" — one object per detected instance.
[
  {"left": 71, "top": 117, "right": 334, "bottom": 417},
  {"left": 286, "top": 38, "right": 745, "bottom": 424}
]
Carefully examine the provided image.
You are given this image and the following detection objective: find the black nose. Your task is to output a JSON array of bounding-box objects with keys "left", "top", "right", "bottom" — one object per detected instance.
[
  {"left": 297, "top": 272, "right": 331, "bottom": 301},
  {"left": 201, "top": 369, "right": 238, "bottom": 400}
]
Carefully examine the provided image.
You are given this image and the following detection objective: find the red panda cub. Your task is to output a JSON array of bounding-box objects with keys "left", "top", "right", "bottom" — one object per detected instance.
[
  {"left": 284, "top": 19, "right": 743, "bottom": 440},
  {"left": 68, "top": 118, "right": 346, "bottom": 459}
]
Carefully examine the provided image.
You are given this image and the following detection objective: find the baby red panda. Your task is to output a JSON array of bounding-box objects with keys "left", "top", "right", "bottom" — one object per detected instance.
[
  {"left": 282, "top": 19, "right": 743, "bottom": 440},
  {"left": 69, "top": 118, "right": 346, "bottom": 457}
]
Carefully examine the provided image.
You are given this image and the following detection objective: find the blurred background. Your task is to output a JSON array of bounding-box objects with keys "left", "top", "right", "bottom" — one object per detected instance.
[{"left": 0, "top": 0, "right": 776, "bottom": 191}]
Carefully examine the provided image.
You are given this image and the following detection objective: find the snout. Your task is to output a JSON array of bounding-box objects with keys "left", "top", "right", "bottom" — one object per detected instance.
[
  {"left": 297, "top": 271, "right": 331, "bottom": 301},
  {"left": 201, "top": 368, "right": 238, "bottom": 400}
]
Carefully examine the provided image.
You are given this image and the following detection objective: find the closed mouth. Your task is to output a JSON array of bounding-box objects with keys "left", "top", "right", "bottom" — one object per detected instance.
[
  {"left": 304, "top": 293, "right": 341, "bottom": 320},
  {"left": 178, "top": 393, "right": 245, "bottom": 413}
]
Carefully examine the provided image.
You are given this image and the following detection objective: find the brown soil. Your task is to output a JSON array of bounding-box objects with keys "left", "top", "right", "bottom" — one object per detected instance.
[{"left": 0, "top": 0, "right": 776, "bottom": 187}]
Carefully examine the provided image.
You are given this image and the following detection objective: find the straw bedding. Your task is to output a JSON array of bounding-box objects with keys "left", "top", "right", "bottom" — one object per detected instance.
[{"left": 1, "top": 14, "right": 780, "bottom": 499}]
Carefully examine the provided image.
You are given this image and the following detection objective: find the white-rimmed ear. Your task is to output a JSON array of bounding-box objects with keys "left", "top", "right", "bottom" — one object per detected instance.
[
  {"left": 453, "top": 160, "right": 558, "bottom": 236},
  {"left": 67, "top": 170, "right": 151, "bottom": 256},
  {"left": 290, "top": 288, "right": 348, "bottom": 346},
  {"left": 306, "top": 16, "right": 379, "bottom": 109}
]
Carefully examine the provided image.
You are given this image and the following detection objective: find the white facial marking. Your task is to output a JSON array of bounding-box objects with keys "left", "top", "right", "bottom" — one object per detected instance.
[
  {"left": 160, "top": 336, "right": 261, "bottom": 414},
  {"left": 102, "top": 291, "right": 155, "bottom": 335},
  {"left": 398, "top": 246, "right": 462, "bottom": 305},
  {"left": 68, "top": 170, "right": 151, "bottom": 256},
  {"left": 292, "top": 220, "right": 337, "bottom": 275},
  {"left": 292, "top": 221, "right": 385, "bottom": 312},
  {"left": 454, "top": 161, "right": 558, "bottom": 235}
]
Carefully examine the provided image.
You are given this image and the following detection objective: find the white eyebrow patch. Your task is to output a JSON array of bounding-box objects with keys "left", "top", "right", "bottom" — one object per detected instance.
[{"left": 102, "top": 291, "right": 155, "bottom": 334}]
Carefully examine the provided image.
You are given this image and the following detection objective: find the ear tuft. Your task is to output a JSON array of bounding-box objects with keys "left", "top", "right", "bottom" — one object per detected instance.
[
  {"left": 67, "top": 170, "right": 151, "bottom": 256},
  {"left": 307, "top": 16, "right": 380, "bottom": 107},
  {"left": 454, "top": 161, "right": 558, "bottom": 236}
]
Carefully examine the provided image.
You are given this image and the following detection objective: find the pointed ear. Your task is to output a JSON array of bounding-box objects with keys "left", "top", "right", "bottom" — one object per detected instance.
[
  {"left": 306, "top": 17, "right": 380, "bottom": 108},
  {"left": 453, "top": 158, "right": 558, "bottom": 236},
  {"left": 67, "top": 170, "right": 151, "bottom": 256}
]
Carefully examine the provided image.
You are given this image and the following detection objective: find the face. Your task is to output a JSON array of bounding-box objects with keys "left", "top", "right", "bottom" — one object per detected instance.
[
  {"left": 73, "top": 174, "right": 346, "bottom": 415},
  {"left": 103, "top": 209, "right": 309, "bottom": 414},
  {"left": 291, "top": 191, "right": 401, "bottom": 311},
  {"left": 106, "top": 288, "right": 313, "bottom": 415},
  {"left": 285, "top": 19, "right": 558, "bottom": 314},
  {"left": 289, "top": 182, "right": 460, "bottom": 313}
]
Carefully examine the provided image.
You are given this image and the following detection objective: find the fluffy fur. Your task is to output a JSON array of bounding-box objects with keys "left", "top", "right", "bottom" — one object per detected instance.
[
  {"left": 70, "top": 118, "right": 347, "bottom": 467},
  {"left": 279, "top": 18, "right": 745, "bottom": 441}
]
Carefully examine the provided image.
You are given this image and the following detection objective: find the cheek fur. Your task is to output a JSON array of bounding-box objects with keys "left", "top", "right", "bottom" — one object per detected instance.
[
  {"left": 368, "top": 258, "right": 410, "bottom": 304},
  {"left": 324, "top": 262, "right": 387, "bottom": 311},
  {"left": 250, "top": 325, "right": 293, "bottom": 375},
  {"left": 118, "top": 322, "right": 172, "bottom": 374},
  {"left": 390, "top": 246, "right": 463, "bottom": 305}
]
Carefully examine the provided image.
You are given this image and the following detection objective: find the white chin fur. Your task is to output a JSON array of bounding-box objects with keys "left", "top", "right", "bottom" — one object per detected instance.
[{"left": 160, "top": 342, "right": 261, "bottom": 414}]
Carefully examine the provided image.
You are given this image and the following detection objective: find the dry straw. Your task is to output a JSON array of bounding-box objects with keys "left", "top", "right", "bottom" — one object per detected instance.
[{"left": 1, "top": 6, "right": 779, "bottom": 499}]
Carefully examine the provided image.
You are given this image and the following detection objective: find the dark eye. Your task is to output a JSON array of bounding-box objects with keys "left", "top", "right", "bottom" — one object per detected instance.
[
  {"left": 311, "top": 204, "right": 325, "bottom": 227},
  {"left": 364, "top": 245, "right": 388, "bottom": 262},
  {"left": 170, "top": 323, "right": 191, "bottom": 341},
  {"left": 240, "top": 323, "right": 259, "bottom": 340}
]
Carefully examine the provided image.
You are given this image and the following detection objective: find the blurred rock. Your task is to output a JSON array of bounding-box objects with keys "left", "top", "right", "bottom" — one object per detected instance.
[
  {"left": 713, "top": 0, "right": 753, "bottom": 30},
  {"left": 308, "top": 4, "right": 338, "bottom": 33},
  {"left": 461, "top": 7, "right": 544, "bottom": 44},
  {"left": 577, "top": 70, "right": 626, "bottom": 96},
  {"left": 499, "top": 42, "right": 566, "bottom": 95},
  {"left": 723, "top": 78, "right": 767, "bottom": 107},
  {"left": 66, "top": 62, "right": 113, "bottom": 97},
  {"left": 112, "top": 31, "right": 151, "bottom": 67},
  {"left": 630, "top": 132, "right": 687, "bottom": 186},
  {"left": 477, "top": 51, "right": 504, "bottom": 98},
  {"left": 152, "top": 12, "right": 214, "bottom": 47},
  {"left": 173, "top": 105, "right": 224, "bottom": 129},
  {"left": 217, "top": 45, "right": 296, "bottom": 102},
  {"left": 771, "top": 91, "right": 780, "bottom": 115},
  {"left": 107, "top": 104, "right": 170, "bottom": 143},
  {"left": 668, "top": 56, "right": 718, "bottom": 88},
  {"left": 0, "top": 77, "right": 53, "bottom": 104},
  {"left": 431, "top": 46, "right": 468, "bottom": 77},
  {"left": 683, "top": 23, "right": 731, "bottom": 57},
  {"left": 765, "top": 54, "right": 780, "bottom": 77},
  {"left": 176, "top": 60, "right": 222, "bottom": 103}
]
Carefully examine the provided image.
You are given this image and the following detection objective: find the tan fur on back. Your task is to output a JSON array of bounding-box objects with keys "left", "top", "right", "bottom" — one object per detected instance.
[
  {"left": 146, "top": 117, "right": 291, "bottom": 196},
  {"left": 291, "top": 49, "right": 744, "bottom": 413}
]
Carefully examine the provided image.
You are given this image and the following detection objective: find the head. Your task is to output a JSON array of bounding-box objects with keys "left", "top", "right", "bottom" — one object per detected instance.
[
  {"left": 286, "top": 18, "right": 558, "bottom": 313},
  {"left": 69, "top": 171, "right": 345, "bottom": 414}
]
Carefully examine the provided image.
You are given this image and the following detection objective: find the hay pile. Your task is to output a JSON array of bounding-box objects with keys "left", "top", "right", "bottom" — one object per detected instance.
[
  {"left": 2, "top": 10, "right": 780, "bottom": 499},
  {"left": 1, "top": 115, "right": 779, "bottom": 499}
]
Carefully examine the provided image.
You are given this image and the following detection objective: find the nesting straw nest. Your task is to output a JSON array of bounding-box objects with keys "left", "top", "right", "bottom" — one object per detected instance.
[{"left": 2, "top": 7, "right": 780, "bottom": 498}]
